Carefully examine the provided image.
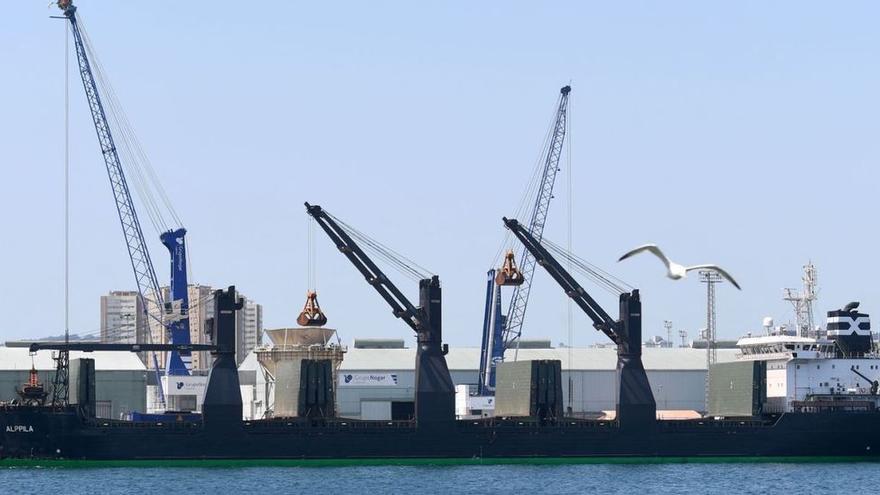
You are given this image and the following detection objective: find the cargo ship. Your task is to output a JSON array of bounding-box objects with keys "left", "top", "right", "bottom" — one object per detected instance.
[
  {"left": 3, "top": 210, "right": 880, "bottom": 462},
  {"left": 5, "top": 2, "right": 879, "bottom": 462}
]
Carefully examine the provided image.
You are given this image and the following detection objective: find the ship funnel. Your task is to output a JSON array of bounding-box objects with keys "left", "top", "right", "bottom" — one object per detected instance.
[{"left": 826, "top": 303, "right": 872, "bottom": 358}]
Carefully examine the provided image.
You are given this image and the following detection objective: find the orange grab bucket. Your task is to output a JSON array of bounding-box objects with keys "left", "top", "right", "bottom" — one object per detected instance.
[
  {"left": 495, "top": 250, "right": 525, "bottom": 286},
  {"left": 297, "top": 291, "right": 328, "bottom": 327}
]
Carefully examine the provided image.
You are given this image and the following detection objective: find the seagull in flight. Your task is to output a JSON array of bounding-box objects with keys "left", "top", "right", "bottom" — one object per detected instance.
[{"left": 617, "top": 244, "right": 741, "bottom": 290}]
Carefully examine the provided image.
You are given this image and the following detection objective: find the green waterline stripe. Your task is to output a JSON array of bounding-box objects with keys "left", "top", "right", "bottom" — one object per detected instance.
[{"left": 2, "top": 456, "right": 879, "bottom": 468}]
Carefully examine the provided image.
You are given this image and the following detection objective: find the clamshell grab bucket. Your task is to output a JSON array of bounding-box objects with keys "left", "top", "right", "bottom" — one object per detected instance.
[
  {"left": 297, "top": 291, "right": 328, "bottom": 327},
  {"left": 495, "top": 250, "right": 525, "bottom": 286}
]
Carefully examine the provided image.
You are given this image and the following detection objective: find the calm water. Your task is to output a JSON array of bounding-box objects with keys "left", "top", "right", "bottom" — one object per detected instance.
[{"left": 1, "top": 463, "right": 878, "bottom": 494}]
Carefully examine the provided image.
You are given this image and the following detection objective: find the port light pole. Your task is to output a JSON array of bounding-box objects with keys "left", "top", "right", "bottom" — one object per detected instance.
[{"left": 700, "top": 271, "right": 723, "bottom": 413}]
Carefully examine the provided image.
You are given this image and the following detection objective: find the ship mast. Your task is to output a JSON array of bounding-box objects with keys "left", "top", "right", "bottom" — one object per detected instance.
[{"left": 784, "top": 262, "right": 819, "bottom": 338}]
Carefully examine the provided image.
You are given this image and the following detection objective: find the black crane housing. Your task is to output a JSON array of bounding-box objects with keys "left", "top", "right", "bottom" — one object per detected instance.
[
  {"left": 503, "top": 217, "right": 657, "bottom": 428},
  {"left": 305, "top": 203, "right": 455, "bottom": 425}
]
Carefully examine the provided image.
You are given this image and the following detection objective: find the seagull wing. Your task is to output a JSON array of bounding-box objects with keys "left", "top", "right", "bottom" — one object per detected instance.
[
  {"left": 618, "top": 244, "right": 671, "bottom": 269},
  {"left": 685, "top": 264, "right": 742, "bottom": 290}
]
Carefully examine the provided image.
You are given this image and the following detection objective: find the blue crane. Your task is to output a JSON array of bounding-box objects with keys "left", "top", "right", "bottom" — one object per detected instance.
[
  {"left": 478, "top": 86, "right": 571, "bottom": 394},
  {"left": 160, "top": 228, "right": 192, "bottom": 375},
  {"left": 58, "top": 1, "right": 192, "bottom": 394}
]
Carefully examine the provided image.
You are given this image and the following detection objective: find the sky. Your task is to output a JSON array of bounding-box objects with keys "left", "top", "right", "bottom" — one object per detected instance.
[{"left": 1, "top": 1, "right": 878, "bottom": 350}]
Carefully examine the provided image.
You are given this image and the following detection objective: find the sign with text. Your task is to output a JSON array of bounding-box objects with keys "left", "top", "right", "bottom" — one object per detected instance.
[
  {"left": 338, "top": 373, "right": 399, "bottom": 387},
  {"left": 162, "top": 375, "right": 208, "bottom": 397}
]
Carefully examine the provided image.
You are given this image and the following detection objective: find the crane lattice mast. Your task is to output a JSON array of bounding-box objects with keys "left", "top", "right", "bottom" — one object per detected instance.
[
  {"left": 60, "top": 4, "right": 165, "bottom": 319},
  {"left": 57, "top": 1, "right": 191, "bottom": 405},
  {"left": 503, "top": 86, "right": 571, "bottom": 352},
  {"left": 478, "top": 86, "right": 570, "bottom": 394}
]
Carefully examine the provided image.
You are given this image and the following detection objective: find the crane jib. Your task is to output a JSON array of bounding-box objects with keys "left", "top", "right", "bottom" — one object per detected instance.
[
  {"left": 64, "top": 10, "right": 164, "bottom": 318},
  {"left": 503, "top": 87, "right": 571, "bottom": 346},
  {"left": 61, "top": 1, "right": 191, "bottom": 407}
]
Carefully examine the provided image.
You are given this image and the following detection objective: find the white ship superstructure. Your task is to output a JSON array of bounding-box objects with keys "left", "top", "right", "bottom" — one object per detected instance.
[{"left": 735, "top": 303, "right": 880, "bottom": 413}]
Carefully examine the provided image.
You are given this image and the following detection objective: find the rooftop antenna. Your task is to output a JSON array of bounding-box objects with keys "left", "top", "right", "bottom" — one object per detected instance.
[
  {"left": 783, "top": 262, "right": 818, "bottom": 338},
  {"left": 678, "top": 329, "right": 688, "bottom": 348},
  {"left": 700, "top": 270, "right": 723, "bottom": 412}
]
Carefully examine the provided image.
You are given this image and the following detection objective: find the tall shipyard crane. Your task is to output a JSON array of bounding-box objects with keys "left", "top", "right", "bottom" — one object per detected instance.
[
  {"left": 56, "top": 1, "right": 192, "bottom": 404},
  {"left": 478, "top": 86, "right": 571, "bottom": 394}
]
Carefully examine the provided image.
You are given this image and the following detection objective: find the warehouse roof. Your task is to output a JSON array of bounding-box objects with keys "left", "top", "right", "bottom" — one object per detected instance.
[
  {"left": 0, "top": 346, "right": 147, "bottom": 371},
  {"left": 339, "top": 347, "right": 739, "bottom": 372},
  {"left": 159, "top": 347, "right": 743, "bottom": 373}
]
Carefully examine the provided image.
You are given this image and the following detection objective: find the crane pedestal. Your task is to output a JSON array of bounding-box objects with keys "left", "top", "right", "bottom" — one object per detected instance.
[
  {"left": 414, "top": 276, "right": 455, "bottom": 425},
  {"left": 615, "top": 290, "right": 657, "bottom": 429},
  {"left": 203, "top": 287, "right": 244, "bottom": 429}
]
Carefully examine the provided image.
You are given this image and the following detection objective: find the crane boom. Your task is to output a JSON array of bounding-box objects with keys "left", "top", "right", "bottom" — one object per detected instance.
[
  {"left": 502, "top": 85, "right": 571, "bottom": 349},
  {"left": 503, "top": 218, "right": 618, "bottom": 342},
  {"left": 851, "top": 366, "right": 880, "bottom": 395},
  {"left": 60, "top": 4, "right": 165, "bottom": 323},
  {"left": 304, "top": 203, "right": 423, "bottom": 332},
  {"left": 59, "top": 2, "right": 194, "bottom": 407}
]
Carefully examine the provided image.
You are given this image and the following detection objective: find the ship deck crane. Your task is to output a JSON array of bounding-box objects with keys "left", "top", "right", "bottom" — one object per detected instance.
[
  {"left": 305, "top": 203, "right": 454, "bottom": 425},
  {"left": 503, "top": 217, "right": 657, "bottom": 427},
  {"left": 851, "top": 366, "right": 880, "bottom": 395},
  {"left": 479, "top": 86, "right": 571, "bottom": 395},
  {"left": 56, "top": 1, "right": 192, "bottom": 405}
]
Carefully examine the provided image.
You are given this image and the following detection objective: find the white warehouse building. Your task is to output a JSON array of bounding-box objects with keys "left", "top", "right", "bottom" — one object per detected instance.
[
  {"left": 243, "top": 341, "right": 740, "bottom": 421},
  {"left": 0, "top": 346, "right": 147, "bottom": 420},
  {"left": 2, "top": 343, "right": 740, "bottom": 423}
]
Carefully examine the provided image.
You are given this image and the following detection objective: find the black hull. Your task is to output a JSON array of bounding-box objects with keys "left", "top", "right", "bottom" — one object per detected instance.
[{"left": 3, "top": 408, "right": 880, "bottom": 461}]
